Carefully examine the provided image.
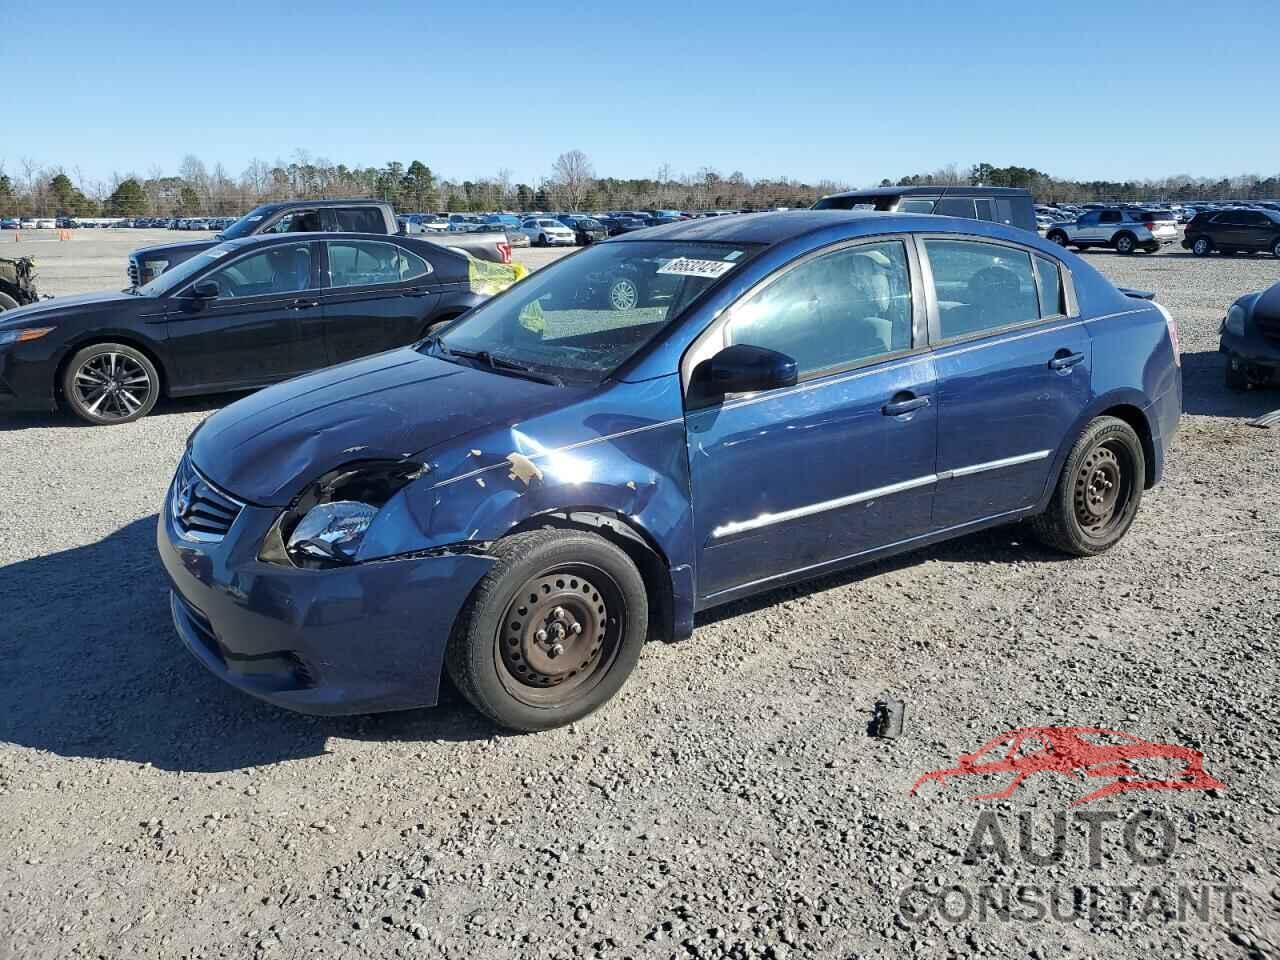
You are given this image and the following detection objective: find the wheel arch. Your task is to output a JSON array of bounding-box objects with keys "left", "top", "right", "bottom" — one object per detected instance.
[
  {"left": 504, "top": 508, "right": 679, "bottom": 644},
  {"left": 1038, "top": 394, "right": 1157, "bottom": 511},
  {"left": 55, "top": 333, "right": 168, "bottom": 399}
]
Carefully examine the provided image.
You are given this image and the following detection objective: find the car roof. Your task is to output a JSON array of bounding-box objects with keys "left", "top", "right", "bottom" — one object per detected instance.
[
  {"left": 820, "top": 185, "right": 1030, "bottom": 200},
  {"left": 610, "top": 209, "right": 945, "bottom": 245},
  {"left": 252, "top": 199, "right": 385, "bottom": 213}
]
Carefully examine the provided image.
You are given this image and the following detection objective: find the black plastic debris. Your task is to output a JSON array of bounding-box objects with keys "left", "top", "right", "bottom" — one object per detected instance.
[{"left": 869, "top": 695, "right": 905, "bottom": 739}]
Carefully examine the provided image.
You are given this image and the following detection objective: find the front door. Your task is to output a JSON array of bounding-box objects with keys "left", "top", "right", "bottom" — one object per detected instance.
[
  {"left": 319, "top": 239, "right": 442, "bottom": 364},
  {"left": 921, "top": 236, "right": 1091, "bottom": 528},
  {"left": 685, "top": 238, "right": 939, "bottom": 603},
  {"left": 166, "top": 241, "right": 327, "bottom": 391}
]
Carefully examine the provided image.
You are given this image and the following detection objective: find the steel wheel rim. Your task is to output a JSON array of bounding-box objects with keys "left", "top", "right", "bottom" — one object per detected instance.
[
  {"left": 1073, "top": 441, "right": 1134, "bottom": 540},
  {"left": 495, "top": 563, "right": 625, "bottom": 708},
  {"left": 609, "top": 279, "right": 638, "bottom": 311},
  {"left": 73, "top": 352, "right": 151, "bottom": 420}
]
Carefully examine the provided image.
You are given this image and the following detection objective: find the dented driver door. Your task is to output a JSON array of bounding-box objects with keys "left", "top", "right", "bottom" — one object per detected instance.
[{"left": 682, "top": 238, "right": 939, "bottom": 605}]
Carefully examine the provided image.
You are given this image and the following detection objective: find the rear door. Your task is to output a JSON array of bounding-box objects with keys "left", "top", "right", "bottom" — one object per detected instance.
[
  {"left": 685, "top": 237, "right": 938, "bottom": 602},
  {"left": 319, "top": 239, "right": 441, "bottom": 363},
  {"left": 165, "top": 241, "right": 325, "bottom": 389},
  {"left": 922, "top": 236, "right": 1091, "bottom": 528}
]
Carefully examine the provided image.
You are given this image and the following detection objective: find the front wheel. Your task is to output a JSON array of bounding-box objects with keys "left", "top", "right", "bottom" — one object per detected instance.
[
  {"left": 62, "top": 342, "right": 160, "bottom": 424},
  {"left": 0, "top": 291, "right": 19, "bottom": 312},
  {"left": 1030, "top": 416, "right": 1145, "bottom": 557},
  {"left": 446, "top": 529, "right": 649, "bottom": 732},
  {"left": 1272, "top": 238, "right": 1280, "bottom": 259}
]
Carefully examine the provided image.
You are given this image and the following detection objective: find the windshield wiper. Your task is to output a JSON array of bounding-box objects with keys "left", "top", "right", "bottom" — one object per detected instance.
[{"left": 447, "top": 347, "right": 563, "bottom": 386}]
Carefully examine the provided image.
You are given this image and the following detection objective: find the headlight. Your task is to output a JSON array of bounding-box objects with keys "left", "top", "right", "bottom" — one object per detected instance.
[
  {"left": 259, "top": 460, "right": 428, "bottom": 568},
  {"left": 1225, "top": 304, "right": 1247, "bottom": 337},
  {"left": 0, "top": 326, "right": 54, "bottom": 345}
]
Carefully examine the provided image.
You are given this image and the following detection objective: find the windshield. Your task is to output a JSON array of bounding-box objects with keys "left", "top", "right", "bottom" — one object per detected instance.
[
  {"left": 218, "top": 205, "right": 274, "bottom": 240},
  {"left": 428, "top": 240, "right": 763, "bottom": 384},
  {"left": 136, "top": 246, "right": 231, "bottom": 296}
]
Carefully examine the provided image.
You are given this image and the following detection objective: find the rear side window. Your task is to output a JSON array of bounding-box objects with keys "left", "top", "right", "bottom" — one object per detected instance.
[
  {"left": 897, "top": 199, "right": 936, "bottom": 214},
  {"left": 1034, "top": 255, "right": 1066, "bottom": 317},
  {"left": 924, "top": 239, "right": 1040, "bottom": 339},
  {"left": 1100, "top": 211, "right": 1121, "bottom": 224},
  {"left": 334, "top": 207, "right": 386, "bottom": 232},
  {"left": 973, "top": 198, "right": 996, "bottom": 221},
  {"left": 727, "top": 240, "right": 914, "bottom": 377},
  {"left": 327, "top": 240, "right": 429, "bottom": 288}
]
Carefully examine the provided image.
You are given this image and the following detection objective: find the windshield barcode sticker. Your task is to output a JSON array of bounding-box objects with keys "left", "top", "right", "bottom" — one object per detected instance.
[{"left": 657, "top": 258, "right": 737, "bottom": 279}]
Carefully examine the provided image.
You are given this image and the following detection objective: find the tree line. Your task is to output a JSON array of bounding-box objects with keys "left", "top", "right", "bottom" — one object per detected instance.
[{"left": 2, "top": 151, "right": 1278, "bottom": 219}]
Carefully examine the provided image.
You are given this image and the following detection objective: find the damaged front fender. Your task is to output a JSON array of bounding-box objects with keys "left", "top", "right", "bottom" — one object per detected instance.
[{"left": 353, "top": 375, "right": 698, "bottom": 637}]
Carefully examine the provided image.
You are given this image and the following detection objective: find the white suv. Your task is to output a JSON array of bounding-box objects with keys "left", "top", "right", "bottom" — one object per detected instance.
[
  {"left": 1046, "top": 208, "right": 1179, "bottom": 255},
  {"left": 520, "top": 218, "right": 576, "bottom": 247}
]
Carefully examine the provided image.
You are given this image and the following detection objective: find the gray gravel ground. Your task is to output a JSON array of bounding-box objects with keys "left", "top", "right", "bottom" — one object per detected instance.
[{"left": 1, "top": 234, "right": 1279, "bottom": 960}]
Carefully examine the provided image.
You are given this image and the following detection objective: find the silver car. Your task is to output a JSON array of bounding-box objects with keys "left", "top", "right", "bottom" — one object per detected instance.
[{"left": 1046, "top": 208, "right": 1179, "bottom": 255}]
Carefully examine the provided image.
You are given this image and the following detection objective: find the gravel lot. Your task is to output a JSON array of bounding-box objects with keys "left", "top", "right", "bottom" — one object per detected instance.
[{"left": 1, "top": 231, "right": 1279, "bottom": 960}]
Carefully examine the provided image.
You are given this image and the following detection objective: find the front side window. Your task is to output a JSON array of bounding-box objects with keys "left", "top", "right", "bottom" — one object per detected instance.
[
  {"left": 327, "top": 240, "right": 428, "bottom": 288},
  {"left": 204, "top": 243, "right": 313, "bottom": 298},
  {"left": 264, "top": 211, "right": 322, "bottom": 234},
  {"left": 433, "top": 241, "right": 762, "bottom": 384},
  {"left": 924, "top": 239, "right": 1039, "bottom": 339},
  {"left": 725, "top": 241, "right": 913, "bottom": 377}
]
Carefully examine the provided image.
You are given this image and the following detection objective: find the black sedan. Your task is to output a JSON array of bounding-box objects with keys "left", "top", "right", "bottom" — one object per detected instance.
[
  {"left": 0, "top": 233, "right": 520, "bottom": 424},
  {"left": 557, "top": 216, "right": 609, "bottom": 244}
]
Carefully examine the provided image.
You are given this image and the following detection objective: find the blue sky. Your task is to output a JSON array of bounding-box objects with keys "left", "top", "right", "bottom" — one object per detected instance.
[{"left": 4, "top": 1, "right": 1278, "bottom": 187}]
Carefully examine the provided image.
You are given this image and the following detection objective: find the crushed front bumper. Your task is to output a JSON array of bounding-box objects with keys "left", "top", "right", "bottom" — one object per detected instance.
[
  {"left": 157, "top": 472, "right": 494, "bottom": 715},
  {"left": 1220, "top": 328, "right": 1280, "bottom": 383}
]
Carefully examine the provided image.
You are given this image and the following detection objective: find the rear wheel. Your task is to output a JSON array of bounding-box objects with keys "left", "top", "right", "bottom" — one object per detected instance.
[
  {"left": 1030, "top": 416, "right": 1145, "bottom": 557},
  {"left": 1047, "top": 231, "right": 1069, "bottom": 247},
  {"left": 1113, "top": 232, "right": 1136, "bottom": 255},
  {"left": 62, "top": 342, "right": 159, "bottom": 425},
  {"left": 445, "top": 529, "right": 649, "bottom": 732},
  {"left": 1272, "top": 238, "right": 1280, "bottom": 259},
  {"left": 1191, "top": 236, "right": 1212, "bottom": 256}
]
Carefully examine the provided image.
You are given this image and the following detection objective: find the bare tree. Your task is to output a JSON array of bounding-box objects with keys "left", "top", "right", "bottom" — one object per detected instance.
[{"left": 551, "top": 150, "right": 595, "bottom": 211}]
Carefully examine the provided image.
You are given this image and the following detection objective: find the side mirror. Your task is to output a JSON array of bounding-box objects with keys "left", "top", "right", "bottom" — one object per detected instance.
[
  {"left": 190, "top": 280, "right": 220, "bottom": 300},
  {"left": 692, "top": 344, "right": 798, "bottom": 397}
]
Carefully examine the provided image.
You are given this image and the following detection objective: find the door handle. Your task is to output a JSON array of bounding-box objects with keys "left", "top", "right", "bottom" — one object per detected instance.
[
  {"left": 882, "top": 394, "right": 930, "bottom": 417},
  {"left": 1049, "top": 350, "right": 1085, "bottom": 370},
  {"left": 289, "top": 298, "right": 319, "bottom": 310},
  {"left": 403, "top": 287, "right": 432, "bottom": 298}
]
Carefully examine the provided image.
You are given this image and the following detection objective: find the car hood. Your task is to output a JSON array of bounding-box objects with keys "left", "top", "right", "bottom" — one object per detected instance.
[
  {"left": 0, "top": 289, "right": 138, "bottom": 325},
  {"left": 131, "top": 239, "right": 218, "bottom": 260},
  {"left": 1252, "top": 281, "right": 1280, "bottom": 325},
  {"left": 190, "top": 348, "right": 572, "bottom": 506}
]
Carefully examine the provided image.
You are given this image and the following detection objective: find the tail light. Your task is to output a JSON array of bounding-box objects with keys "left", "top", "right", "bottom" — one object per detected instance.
[
  {"left": 1154, "top": 302, "right": 1181, "bottom": 365},
  {"left": 498, "top": 242, "right": 512, "bottom": 264},
  {"left": 1144, "top": 221, "right": 1155, "bottom": 231}
]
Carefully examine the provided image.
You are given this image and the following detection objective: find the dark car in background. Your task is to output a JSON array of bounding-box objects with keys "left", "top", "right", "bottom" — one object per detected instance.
[
  {"left": 1221, "top": 279, "right": 1280, "bottom": 389},
  {"left": 813, "top": 185, "right": 1037, "bottom": 232},
  {"left": 0, "top": 233, "right": 521, "bottom": 424},
  {"left": 557, "top": 215, "right": 609, "bottom": 244},
  {"left": 128, "top": 200, "right": 514, "bottom": 288},
  {"left": 1183, "top": 209, "right": 1280, "bottom": 258},
  {"left": 157, "top": 211, "right": 1180, "bottom": 731}
]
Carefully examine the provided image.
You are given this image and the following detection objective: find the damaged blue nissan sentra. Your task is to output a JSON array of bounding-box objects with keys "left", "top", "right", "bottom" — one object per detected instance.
[{"left": 158, "top": 211, "right": 1182, "bottom": 731}]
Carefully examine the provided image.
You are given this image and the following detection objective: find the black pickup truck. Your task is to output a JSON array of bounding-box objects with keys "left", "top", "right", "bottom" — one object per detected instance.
[{"left": 128, "top": 199, "right": 513, "bottom": 286}]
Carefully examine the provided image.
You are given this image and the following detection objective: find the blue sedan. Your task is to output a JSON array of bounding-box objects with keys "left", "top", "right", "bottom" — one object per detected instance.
[{"left": 158, "top": 211, "right": 1182, "bottom": 731}]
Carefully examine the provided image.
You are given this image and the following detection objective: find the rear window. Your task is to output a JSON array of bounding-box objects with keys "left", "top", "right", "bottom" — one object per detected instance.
[
  {"left": 335, "top": 207, "right": 386, "bottom": 232},
  {"left": 1136, "top": 210, "right": 1175, "bottom": 221}
]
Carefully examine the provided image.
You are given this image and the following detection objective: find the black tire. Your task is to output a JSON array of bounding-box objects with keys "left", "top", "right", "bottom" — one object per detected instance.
[
  {"left": 445, "top": 528, "right": 649, "bottom": 732},
  {"left": 536, "top": 234, "right": 547, "bottom": 247},
  {"left": 1225, "top": 359, "right": 1249, "bottom": 392},
  {"left": 1030, "top": 416, "right": 1145, "bottom": 557},
  {"left": 1047, "top": 231, "right": 1069, "bottom": 247},
  {"left": 1191, "top": 236, "right": 1212, "bottom": 256},
  {"left": 1272, "top": 238, "right": 1280, "bottom": 259},
  {"left": 1143, "top": 245, "right": 1160, "bottom": 254},
  {"left": 0, "top": 291, "right": 19, "bottom": 312},
  {"left": 61, "top": 342, "right": 160, "bottom": 425},
  {"left": 1113, "top": 232, "right": 1136, "bottom": 255}
]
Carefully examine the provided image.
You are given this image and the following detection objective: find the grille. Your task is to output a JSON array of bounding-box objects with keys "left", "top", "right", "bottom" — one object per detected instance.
[
  {"left": 170, "top": 454, "right": 243, "bottom": 542},
  {"left": 127, "top": 257, "right": 139, "bottom": 287}
]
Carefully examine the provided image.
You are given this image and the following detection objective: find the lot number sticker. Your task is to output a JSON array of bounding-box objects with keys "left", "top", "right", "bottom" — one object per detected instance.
[{"left": 657, "top": 258, "right": 737, "bottom": 279}]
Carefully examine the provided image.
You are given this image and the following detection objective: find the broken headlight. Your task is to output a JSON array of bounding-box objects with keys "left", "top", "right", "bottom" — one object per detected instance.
[{"left": 260, "top": 460, "right": 428, "bottom": 568}]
